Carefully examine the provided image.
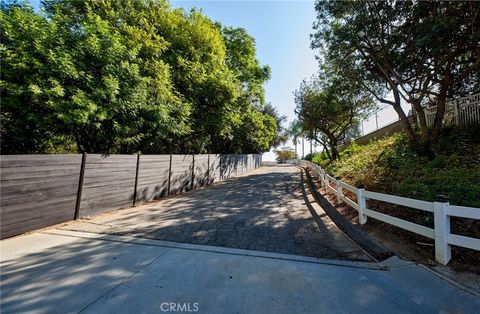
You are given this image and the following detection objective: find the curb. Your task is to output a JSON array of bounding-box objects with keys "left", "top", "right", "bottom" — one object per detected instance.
[{"left": 304, "top": 169, "right": 394, "bottom": 261}]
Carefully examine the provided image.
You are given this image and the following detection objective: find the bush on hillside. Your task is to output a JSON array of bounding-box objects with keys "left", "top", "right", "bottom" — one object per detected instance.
[{"left": 312, "top": 125, "right": 480, "bottom": 208}]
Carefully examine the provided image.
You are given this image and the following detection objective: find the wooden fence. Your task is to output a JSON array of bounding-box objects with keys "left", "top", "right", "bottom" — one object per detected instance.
[
  {"left": 0, "top": 153, "right": 262, "bottom": 239},
  {"left": 297, "top": 160, "right": 480, "bottom": 265}
]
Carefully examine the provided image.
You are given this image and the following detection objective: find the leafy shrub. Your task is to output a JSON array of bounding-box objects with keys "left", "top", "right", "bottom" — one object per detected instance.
[
  {"left": 311, "top": 126, "right": 480, "bottom": 207},
  {"left": 311, "top": 151, "right": 330, "bottom": 166}
]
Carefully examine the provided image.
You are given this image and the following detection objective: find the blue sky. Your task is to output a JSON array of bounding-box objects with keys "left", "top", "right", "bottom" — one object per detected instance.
[{"left": 29, "top": 0, "right": 407, "bottom": 160}]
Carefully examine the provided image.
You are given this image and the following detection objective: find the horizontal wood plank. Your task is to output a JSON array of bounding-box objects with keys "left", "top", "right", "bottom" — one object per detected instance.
[
  {"left": 0, "top": 155, "right": 81, "bottom": 238},
  {"left": 79, "top": 155, "right": 136, "bottom": 217},
  {"left": 363, "top": 191, "right": 434, "bottom": 212},
  {"left": 364, "top": 208, "right": 434, "bottom": 239}
]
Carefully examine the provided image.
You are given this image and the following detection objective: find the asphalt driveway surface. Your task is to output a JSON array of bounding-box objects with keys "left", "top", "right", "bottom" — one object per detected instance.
[{"left": 58, "top": 164, "right": 370, "bottom": 261}]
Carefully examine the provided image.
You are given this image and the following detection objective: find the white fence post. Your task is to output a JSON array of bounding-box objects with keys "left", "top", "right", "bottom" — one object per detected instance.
[
  {"left": 336, "top": 176, "right": 342, "bottom": 204},
  {"left": 356, "top": 184, "right": 367, "bottom": 225},
  {"left": 434, "top": 195, "right": 451, "bottom": 265}
]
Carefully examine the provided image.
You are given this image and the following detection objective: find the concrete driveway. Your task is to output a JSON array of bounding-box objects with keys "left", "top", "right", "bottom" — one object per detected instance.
[{"left": 1, "top": 230, "right": 479, "bottom": 314}]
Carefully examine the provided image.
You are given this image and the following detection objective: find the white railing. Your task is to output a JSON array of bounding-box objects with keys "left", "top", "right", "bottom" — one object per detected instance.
[
  {"left": 295, "top": 160, "right": 480, "bottom": 265},
  {"left": 425, "top": 93, "right": 480, "bottom": 127}
]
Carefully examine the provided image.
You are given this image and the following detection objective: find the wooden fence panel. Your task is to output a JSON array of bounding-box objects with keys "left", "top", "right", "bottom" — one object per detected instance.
[
  {"left": 0, "top": 153, "right": 260, "bottom": 238},
  {"left": 135, "top": 155, "right": 170, "bottom": 204},
  {"left": 236, "top": 155, "right": 242, "bottom": 175},
  {"left": 193, "top": 154, "right": 209, "bottom": 189},
  {"left": 237, "top": 154, "right": 248, "bottom": 175},
  {"left": 254, "top": 155, "right": 261, "bottom": 168},
  {"left": 79, "top": 154, "right": 136, "bottom": 217},
  {"left": 220, "top": 154, "right": 235, "bottom": 179},
  {"left": 170, "top": 155, "right": 193, "bottom": 195},
  {"left": 0, "top": 155, "right": 82, "bottom": 238},
  {"left": 210, "top": 154, "right": 221, "bottom": 183}
]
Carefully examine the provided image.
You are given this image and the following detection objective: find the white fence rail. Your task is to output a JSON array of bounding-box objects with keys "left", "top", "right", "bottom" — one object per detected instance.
[
  {"left": 296, "top": 160, "right": 480, "bottom": 265},
  {"left": 425, "top": 93, "right": 480, "bottom": 127}
]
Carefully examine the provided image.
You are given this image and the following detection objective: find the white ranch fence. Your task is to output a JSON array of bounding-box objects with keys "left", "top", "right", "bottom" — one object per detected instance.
[
  {"left": 296, "top": 160, "right": 480, "bottom": 265},
  {"left": 425, "top": 93, "right": 480, "bottom": 127}
]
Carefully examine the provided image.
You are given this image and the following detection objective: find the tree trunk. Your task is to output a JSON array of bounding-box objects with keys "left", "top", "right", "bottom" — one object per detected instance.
[
  {"left": 328, "top": 137, "right": 339, "bottom": 161},
  {"left": 390, "top": 89, "right": 419, "bottom": 145},
  {"left": 411, "top": 99, "right": 429, "bottom": 143},
  {"left": 323, "top": 144, "right": 332, "bottom": 161},
  {"left": 331, "top": 144, "right": 339, "bottom": 160},
  {"left": 430, "top": 87, "right": 448, "bottom": 144},
  {"left": 314, "top": 137, "right": 332, "bottom": 161}
]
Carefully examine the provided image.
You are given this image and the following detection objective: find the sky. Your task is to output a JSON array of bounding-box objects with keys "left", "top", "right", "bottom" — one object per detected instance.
[{"left": 29, "top": 0, "right": 409, "bottom": 161}]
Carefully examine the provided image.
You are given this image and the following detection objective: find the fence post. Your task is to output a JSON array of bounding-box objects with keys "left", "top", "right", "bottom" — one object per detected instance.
[
  {"left": 191, "top": 154, "right": 195, "bottom": 190},
  {"left": 207, "top": 153, "right": 210, "bottom": 185},
  {"left": 453, "top": 99, "right": 460, "bottom": 125},
  {"left": 317, "top": 167, "right": 322, "bottom": 186},
  {"left": 236, "top": 155, "right": 239, "bottom": 177},
  {"left": 132, "top": 153, "right": 141, "bottom": 206},
  {"left": 434, "top": 195, "right": 451, "bottom": 265},
  {"left": 167, "top": 153, "right": 172, "bottom": 195},
  {"left": 356, "top": 184, "right": 367, "bottom": 225},
  {"left": 74, "top": 152, "right": 87, "bottom": 220},
  {"left": 336, "top": 176, "right": 342, "bottom": 204},
  {"left": 220, "top": 155, "right": 224, "bottom": 180}
]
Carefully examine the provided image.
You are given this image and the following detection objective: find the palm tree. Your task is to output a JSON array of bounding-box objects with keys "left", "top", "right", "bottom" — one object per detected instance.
[{"left": 287, "top": 120, "right": 304, "bottom": 159}]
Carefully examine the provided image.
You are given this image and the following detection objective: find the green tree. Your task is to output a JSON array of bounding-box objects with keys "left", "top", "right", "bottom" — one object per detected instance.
[
  {"left": 287, "top": 119, "right": 303, "bottom": 159},
  {"left": 274, "top": 147, "right": 296, "bottom": 163},
  {"left": 1, "top": 0, "right": 282, "bottom": 154},
  {"left": 220, "top": 26, "right": 271, "bottom": 108},
  {"left": 212, "top": 24, "right": 280, "bottom": 153},
  {"left": 312, "top": 1, "right": 480, "bottom": 151},
  {"left": 1, "top": 3, "right": 65, "bottom": 153},
  {"left": 233, "top": 107, "right": 277, "bottom": 153},
  {"left": 1, "top": 0, "right": 190, "bottom": 153},
  {"left": 295, "top": 72, "right": 374, "bottom": 160},
  {"left": 260, "top": 103, "right": 287, "bottom": 149}
]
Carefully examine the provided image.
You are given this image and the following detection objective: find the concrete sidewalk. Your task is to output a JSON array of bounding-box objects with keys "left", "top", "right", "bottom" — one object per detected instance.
[{"left": 1, "top": 230, "right": 479, "bottom": 314}]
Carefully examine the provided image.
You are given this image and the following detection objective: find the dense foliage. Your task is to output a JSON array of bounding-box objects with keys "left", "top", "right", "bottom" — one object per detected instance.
[
  {"left": 0, "top": 0, "right": 283, "bottom": 154},
  {"left": 311, "top": 1, "right": 480, "bottom": 150},
  {"left": 311, "top": 125, "right": 480, "bottom": 208}
]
